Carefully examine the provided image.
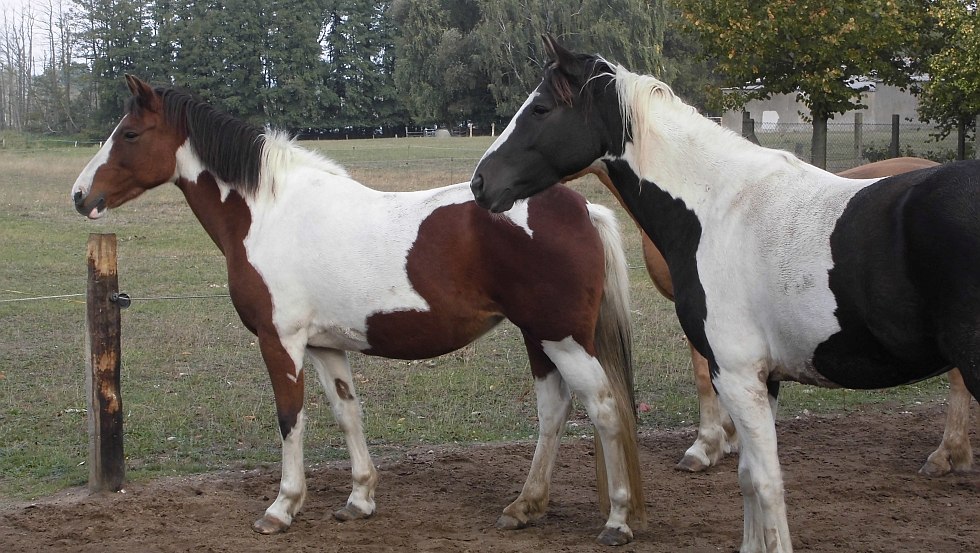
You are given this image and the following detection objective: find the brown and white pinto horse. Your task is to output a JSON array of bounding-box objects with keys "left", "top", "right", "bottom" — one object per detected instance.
[
  {"left": 70, "top": 76, "right": 645, "bottom": 545},
  {"left": 470, "top": 37, "right": 980, "bottom": 552},
  {"left": 568, "top": 157, "right": 973, "bottom": 475}
]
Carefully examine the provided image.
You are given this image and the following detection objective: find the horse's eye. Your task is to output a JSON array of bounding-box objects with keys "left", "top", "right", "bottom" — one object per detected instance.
[
  {"left": 531, "top": 104, "right": 551, "bottom": 116},
  {"left": 123, "top": 131, "right": 139, "bottom": 141}
]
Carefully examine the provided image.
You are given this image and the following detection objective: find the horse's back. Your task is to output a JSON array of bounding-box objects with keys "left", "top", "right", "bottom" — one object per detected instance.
[{"left": 837, "top": 157, "right": 938, "bottom": 179}]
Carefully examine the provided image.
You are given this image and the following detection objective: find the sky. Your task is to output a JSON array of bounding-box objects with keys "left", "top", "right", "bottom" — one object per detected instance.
[
  {"left": 1, "top": 0, "right": 62, "bottom": 67},
  {"left": 2, "top": 0, "right": 44, "bottom": 16}
]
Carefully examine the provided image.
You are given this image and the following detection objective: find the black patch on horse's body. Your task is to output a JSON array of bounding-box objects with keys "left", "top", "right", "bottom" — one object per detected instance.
[
  {"left": 604, "top": 159, "right": 715, "bottom": 371},
  {"left": 815, "top": 161, "right": 980, "bottom": 388}
]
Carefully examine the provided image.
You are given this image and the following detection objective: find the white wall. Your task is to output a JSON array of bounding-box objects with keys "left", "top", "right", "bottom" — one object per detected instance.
[{"left": 721, "top": 82, "right": 920, "bottom": 132}]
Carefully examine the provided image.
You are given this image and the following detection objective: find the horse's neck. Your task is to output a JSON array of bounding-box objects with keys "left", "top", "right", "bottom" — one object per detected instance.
[
  {"left": 174, "top": 144, "right": 257, "bottom": 257},
  {"left": 633, "top": 101, "right": 810, "bottom": 217}
]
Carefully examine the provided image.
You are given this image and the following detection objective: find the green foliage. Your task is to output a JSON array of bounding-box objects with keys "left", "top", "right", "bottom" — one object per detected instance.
[
  {"left": 45, "top": 1, "right": 677, "bottom": 134},
  {"left": 322, "top": 0, "right": 406, "bottom": 129},
  {"left": 170, "top": 0, "right": 269, "bottom": 125},
  {"left": 72, "top": 0, "right": 169, "bottom": 132},
  {"left": 679, "top": 1, "right": 923, "bottom": 121},
  {"left": 917, "top": 0, "right": 980, "bottom": 145},
  {"left": 661, "top": 4, "right": 723, "bottom": 114},
  {"left": 391, "top": 0, "right": 495, "bottom": 127},
  {"left": 473, "top": 0, "right": 666, "bottom": 116},
  {"left": 678, "top": 0, "right": 927, "bottom": 167}
]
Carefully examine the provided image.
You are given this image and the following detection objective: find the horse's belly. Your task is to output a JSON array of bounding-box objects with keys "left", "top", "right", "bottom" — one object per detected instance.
[
  {"left": 306, "top": 324, "right": 372, "bottom": 351},
  {"left": 809, "top": 321, "right": 950, "bottom": 389},
  {"left": 362, "top": 309, "right": 504, "bottom": 359}
]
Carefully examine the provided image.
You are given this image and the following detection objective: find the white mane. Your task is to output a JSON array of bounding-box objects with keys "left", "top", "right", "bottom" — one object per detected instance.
[
  {"left": 259, "top": 130, "right": 350, "bottom": 195},
  {"left": 609, "top": 64, "right": 805, "bottom": 189}
]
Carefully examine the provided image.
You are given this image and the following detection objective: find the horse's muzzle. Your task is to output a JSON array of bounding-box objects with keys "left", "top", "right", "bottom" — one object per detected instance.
[
  {"left": 469, "top": 174, "right": 514, "bottom": 213},
  {"left": 470, "top": 174, "right": 488, "bottom": 206},
  {"left": 73, "top": 190, "right": 105, "bottom": 218}
]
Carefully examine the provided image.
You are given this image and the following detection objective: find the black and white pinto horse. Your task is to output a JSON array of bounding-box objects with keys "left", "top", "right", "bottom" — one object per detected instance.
[{"left": 470, "top": 37, "right": 980, "bottom": 553}]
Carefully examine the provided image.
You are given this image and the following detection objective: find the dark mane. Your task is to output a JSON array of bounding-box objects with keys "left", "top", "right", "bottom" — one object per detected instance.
[
  {"left": 126, "top": 88, "right": 265, "bottom": 197},
  {"left": 545, "top": 55, "right": 610, "bottom": 109}
]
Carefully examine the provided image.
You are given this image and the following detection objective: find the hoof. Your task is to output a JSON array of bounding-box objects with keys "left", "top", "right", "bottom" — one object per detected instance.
[
  {"left": 597, "top": 526, "right": 633, "bottom": 546},
  {"left": 252, "top": 515, "right": 289, "bottom": 534},
  {"left": 496, "top": 513, "right": 528, "bottom": 530},
  {"left": 675, "top": 454, "right": 709, "bottom": 473},
  {"left": 919, "top": 457, "right": 952, "bottom": 477},
  {"left": 333, "top": 504, "right": 373, "bottom": 522}
]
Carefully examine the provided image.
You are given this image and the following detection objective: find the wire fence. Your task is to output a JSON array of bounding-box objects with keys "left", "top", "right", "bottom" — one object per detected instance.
[
  {"left": 747, "top": 119, "right": 968, "bottom": 173},
  {"left": 0, "top": 289, "right": 230, "bottom": 305}
]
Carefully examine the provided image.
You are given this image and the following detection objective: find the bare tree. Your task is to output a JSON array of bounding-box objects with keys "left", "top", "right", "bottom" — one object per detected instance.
[{"left": 0, "top": 3, "right": 38, "bottom": 131}]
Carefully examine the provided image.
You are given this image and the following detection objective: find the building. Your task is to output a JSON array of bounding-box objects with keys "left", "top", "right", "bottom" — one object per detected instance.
[{"left": 721, "top": 80, "right": 922, "bottom": 132}]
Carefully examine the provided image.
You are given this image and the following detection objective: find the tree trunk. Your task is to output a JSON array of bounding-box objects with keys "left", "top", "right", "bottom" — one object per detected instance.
[
  {"left": 811, "top": 115, "right": 828, "bottom": 169},
  {"left": 957, "top": 117, "right": 967, "bottom": 160}
]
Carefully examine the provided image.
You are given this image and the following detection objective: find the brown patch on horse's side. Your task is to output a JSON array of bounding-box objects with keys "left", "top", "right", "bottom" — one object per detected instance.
[
  {"left": 362, "top": 202, "right": 503, "bottom": 359},
  {"left": 177, "top": 172, "right": 304, "bottom": 438},
  {"left": 334, "top": 379, "right": 354, "bottom": 401},
  {"left": 363, "top": 185, "right": 603, "bottom": 367}
]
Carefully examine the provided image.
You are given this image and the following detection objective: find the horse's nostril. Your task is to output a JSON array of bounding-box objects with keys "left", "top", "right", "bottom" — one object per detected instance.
[{"left": 471, "top": 174, "right": 484, "bottom": 194}]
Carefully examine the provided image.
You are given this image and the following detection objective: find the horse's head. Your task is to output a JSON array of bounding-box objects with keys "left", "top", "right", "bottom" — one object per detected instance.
[
  {"left": 471, "top": 35, "right": 623, "bottom": 213},
  {"left": 72, "top": 75, "right": 185, "bottom": 219}
]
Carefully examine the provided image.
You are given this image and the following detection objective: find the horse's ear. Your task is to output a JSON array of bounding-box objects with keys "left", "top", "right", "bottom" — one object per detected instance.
[
  {"left": 541, "top": 34, "right": 584, "bottom": 79},
  {"left": 124, "top": 74, "right": 155, "bottom": 105}
]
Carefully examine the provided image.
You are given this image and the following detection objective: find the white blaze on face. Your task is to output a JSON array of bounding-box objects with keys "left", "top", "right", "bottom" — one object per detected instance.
[
  {"left": 71, "top": 122, "right": 121, "bottom": 219},
  {"left": 475, "top": 89, "right": 541, "bottom": 169}
]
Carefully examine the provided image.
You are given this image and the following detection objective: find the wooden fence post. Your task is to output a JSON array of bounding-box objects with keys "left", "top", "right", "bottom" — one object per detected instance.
[
  {"left": 853, "top": 113, "right": 863, "bottom": 162},
  {"left": 975, "top": 115, "right": 980, "bottom": 160},
  {"left": 889, "top": 114, "right": 900, "bottom": 158},
  {"left": 86, "top": 233, "right": 125, "bottom": 492}
]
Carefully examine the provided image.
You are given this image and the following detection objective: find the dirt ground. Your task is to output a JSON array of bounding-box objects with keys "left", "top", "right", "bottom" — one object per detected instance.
[{"left": 1, "top": 403, "right": 977, "bottom": 553}]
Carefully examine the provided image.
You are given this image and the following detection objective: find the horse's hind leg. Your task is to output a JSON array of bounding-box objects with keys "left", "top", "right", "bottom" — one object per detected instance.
[
  {"left": 920, "top": 368, "right": 974, "bottom": 476},
  {"left": 307, "top": 347, "right": 379, "bottom": 521},
  {"left": 541, "top": 336, "right": 637, "bottom": 546},
  {"left": 497, "top": 366, "right": 572, "bottom": 530},
  {"left": 677, "top": 342, "right": 739, "bottom": 472}
]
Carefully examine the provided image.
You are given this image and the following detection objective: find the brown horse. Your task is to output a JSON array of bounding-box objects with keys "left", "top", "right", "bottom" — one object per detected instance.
[
  {"left": 70, "top": 75, "right": 645, "bottom": 545},
  {"left": 569, "top": 156, "right": 973, "bottom": 475}
]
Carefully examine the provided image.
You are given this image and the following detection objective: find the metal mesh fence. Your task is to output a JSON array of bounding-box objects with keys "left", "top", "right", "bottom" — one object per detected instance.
[{"left": 751, "top": 120, "right": 964, "bottom": 172}]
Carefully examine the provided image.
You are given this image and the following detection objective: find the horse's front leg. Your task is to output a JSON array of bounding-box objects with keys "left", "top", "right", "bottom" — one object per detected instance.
[
  {"left": 307, "top": 347, "right": 379, "bottom": 521},
  {"left": 920, "top": 368, "right": 974, "bottom": 476},
  {"left": 253, "top": 333, "right": 308, "bottom": 534},
  {"left": 714, "top": 366, "right": 792, "bottom": 553},
  {"left": 497, "top": 369, "right": 571, "bottom": 530}
]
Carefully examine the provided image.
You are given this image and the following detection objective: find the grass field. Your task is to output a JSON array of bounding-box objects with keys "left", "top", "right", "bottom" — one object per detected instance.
[{"left": 0, "top": 137, "right": 951, "bottom": 501}]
